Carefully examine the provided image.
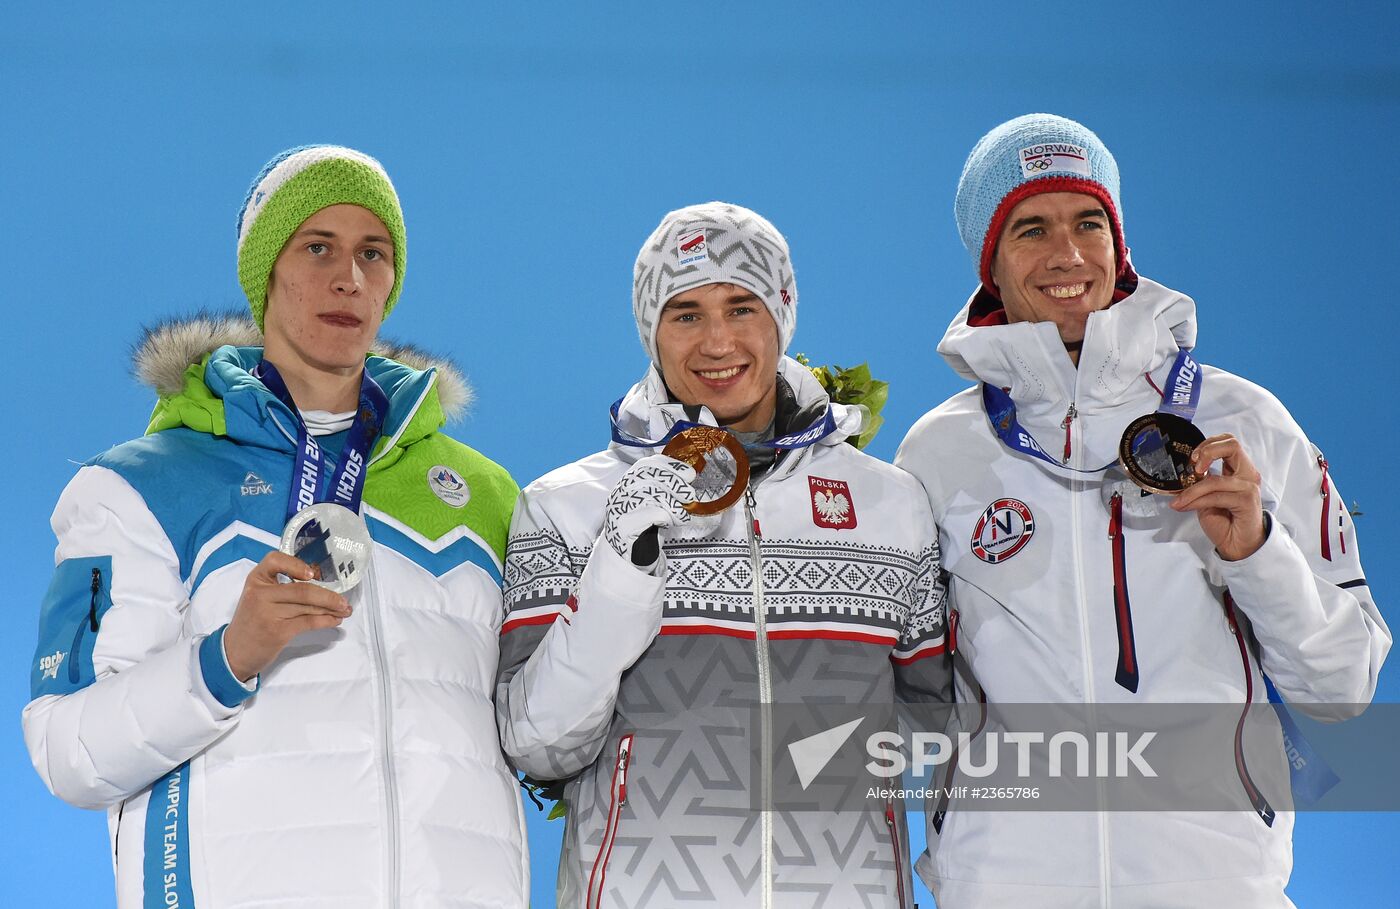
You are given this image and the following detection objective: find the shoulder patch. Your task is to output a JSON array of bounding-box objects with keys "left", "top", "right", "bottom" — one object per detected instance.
[
  {"left": 971, "top": 498, "right": 1035, "bottom": 564},
  {"left": 428, "top": 464, "right": 471, "bottom": 507}
]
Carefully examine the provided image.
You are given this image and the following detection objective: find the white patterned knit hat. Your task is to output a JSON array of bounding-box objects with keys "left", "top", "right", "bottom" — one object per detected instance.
[{"left": 632, "top": 202, "right": 797, "bottom": 363}]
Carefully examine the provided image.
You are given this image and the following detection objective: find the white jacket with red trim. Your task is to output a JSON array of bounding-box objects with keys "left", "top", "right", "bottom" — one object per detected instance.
[
  {"left": 495, "top": 356, "right": 951, "bottom": 908},
  {"left": 895, "top": 275, "right": 1389, "bottom": 908}
]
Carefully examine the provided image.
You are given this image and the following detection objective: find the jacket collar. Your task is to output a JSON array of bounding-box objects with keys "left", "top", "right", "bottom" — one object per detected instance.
[
  {"left": 203, "top": 347, "right": 442, "bottom": 460},
  {"left": 938, "top": 275, "right": 1200, "bottom": 469},
  {"left": 136, "top": 312, "right": 469, "bottom": 459}
]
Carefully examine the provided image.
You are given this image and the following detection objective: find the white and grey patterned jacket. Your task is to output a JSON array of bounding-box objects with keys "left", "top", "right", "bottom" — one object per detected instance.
[{"left": 496, "top": 356, "right": 950, "bottom": 908}]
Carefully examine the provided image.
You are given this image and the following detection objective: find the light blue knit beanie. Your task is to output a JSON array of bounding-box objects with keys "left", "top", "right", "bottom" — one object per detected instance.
[{"left": 955, "top": 114, "right": 1127, "bottom": 295}]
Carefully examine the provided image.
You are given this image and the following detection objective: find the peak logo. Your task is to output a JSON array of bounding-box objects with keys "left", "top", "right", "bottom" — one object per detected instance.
[{"left": 241, "top": 472, "right": 273, "bottom": 496}]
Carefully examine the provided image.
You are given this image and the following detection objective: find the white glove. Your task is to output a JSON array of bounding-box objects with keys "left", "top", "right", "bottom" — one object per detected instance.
[{"left": 602, "top": 455, "right": 698, "bottom": 565}]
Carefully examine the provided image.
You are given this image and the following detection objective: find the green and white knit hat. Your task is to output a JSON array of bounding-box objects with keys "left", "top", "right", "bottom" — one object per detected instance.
[{"left": 236, "top": 145, "right": 407, "bottom": 329}]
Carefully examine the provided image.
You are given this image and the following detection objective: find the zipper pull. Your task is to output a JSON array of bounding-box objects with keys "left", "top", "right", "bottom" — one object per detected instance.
[
  {"left": 947, "top": 608, "right": 960, "bottom": 656},
  {"left": 88, "top": 567, "right": 102, "bottom": 632},
  {"left": 1316, "top": 455, "right": 1334, "bottom": 561},
  {"left": 1061, "top": 403, "right": 1078, "bottom": 464},
  {"left": 744, "top": 486, "right": 762, "bottom": 538},
  {"left": 1108, "top": 492, "right": 1122, "bottom": 540},
  {"left": 1223, "top": 592, "right": 1240, "bottom": 635},
  {"left": 617, "top": 737, "right": 632, "bottom": 804}
]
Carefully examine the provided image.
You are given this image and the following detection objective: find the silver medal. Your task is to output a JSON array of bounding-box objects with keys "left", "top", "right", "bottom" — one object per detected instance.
[
  {"left": 279, "top": 502, "right": 373, "bottom": 594},
  {"left": 1101, "top": 468, "right": 1169, "bottom": 521}
]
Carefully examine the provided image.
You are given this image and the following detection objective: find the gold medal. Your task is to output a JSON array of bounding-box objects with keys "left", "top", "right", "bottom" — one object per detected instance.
[
  {"left": 662, "top": 426, "right": 751, "bottom": 516},
  {"left": 1118, "top": 412, "right": 1206, "bottom": 495}
]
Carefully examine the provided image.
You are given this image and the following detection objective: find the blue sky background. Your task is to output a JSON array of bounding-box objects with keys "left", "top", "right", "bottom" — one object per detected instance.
[{"left": 4, "top": 2, "right": 1397, "bottom": 904}]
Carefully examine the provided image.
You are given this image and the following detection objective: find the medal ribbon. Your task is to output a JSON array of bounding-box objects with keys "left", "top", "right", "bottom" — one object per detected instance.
[
  {"left": 255, "top": 360, "right": 389, "bottom": 522},
  {"left": 1157, "top": 348, "right": 1202, "bottom": 422},
  {"left": 983, "top": 348, "right": 1337, "bottom": 800},
  {"left": 981, "top": 348, "right": 1203, "bottom": 473},
  {"left": 1265, "top": 677, "right": 1340, "bottom": 805},
  {"left": 609, "top": 398, "right": 838, "bottom": 451}
]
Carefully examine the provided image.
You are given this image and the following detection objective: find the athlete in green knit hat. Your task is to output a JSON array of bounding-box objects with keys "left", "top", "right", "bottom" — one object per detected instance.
[{"left": 23, "top": 145, "right": 530, "bottom": 907}]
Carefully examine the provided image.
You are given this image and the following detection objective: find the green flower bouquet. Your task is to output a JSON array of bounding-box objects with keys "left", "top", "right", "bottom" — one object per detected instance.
[{"left": 795, "top": 355, "right": 890, "bottom": 450}]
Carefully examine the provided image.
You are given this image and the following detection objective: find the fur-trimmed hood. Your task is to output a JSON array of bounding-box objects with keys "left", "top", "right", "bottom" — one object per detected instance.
[{"left": 132, "top": 311, "right": 473, "bottom": 421}]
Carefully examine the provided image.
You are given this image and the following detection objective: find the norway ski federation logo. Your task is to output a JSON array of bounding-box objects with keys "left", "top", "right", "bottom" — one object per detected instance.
[
  {"left": 241, "top": 472, "right": 273, "bottom": 496},
  {"left": 677, "top": 229, "right": 708, "bottom": 266},
  {"left": 971, "top": 498, "right": 1035, "bottom": 564},
  {"left": 810, "top": 476, "right": 857, "bottom": 529},
  {"left": 428, "top": 465, "right": 470, "bottom": 507}
]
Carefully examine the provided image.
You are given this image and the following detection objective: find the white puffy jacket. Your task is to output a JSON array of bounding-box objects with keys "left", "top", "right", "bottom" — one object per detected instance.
[
  {"left": 22, "top": 322, "right": 529, "bottom": 908},
  {"left": 895, "top": 276, "right": 1389, "bottom": 908}
]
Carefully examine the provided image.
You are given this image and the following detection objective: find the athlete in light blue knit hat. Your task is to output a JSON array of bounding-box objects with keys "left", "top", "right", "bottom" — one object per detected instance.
[{"left": 955, "top": 114, "right": 1129, "bottom": 296}]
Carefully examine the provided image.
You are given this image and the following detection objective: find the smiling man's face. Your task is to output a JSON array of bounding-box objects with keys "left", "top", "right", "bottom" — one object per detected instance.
[
  {"left": 262, "top": 203, "right": 394, "bottom": 377},
  {"left": 655, "top": 282, "right": 780, "bottom": 433},
  {"left": 990, "top": 191, "right": 1117, "bottom": 355}
]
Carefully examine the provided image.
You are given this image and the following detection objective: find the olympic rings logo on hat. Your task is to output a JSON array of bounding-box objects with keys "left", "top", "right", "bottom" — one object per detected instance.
[{"left": 1024, "top": 158, "right": 1053, "bottom": 172}]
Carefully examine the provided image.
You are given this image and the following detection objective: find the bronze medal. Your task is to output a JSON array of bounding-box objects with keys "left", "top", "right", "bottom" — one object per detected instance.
[
  {"left": 662, "top": 426, "right": 751, "bottom": 516},
  {"left": 1118, "top": 412, "right": 1206, "bottom": 495}
]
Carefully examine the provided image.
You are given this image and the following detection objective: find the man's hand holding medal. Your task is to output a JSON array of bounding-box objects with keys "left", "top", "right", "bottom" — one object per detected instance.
[
  {"left": 1116, "top": 351, "right": 1267, "bottom": 562},
  {"left": 224, "top": 549, "right": 354, "bottom": 682},
  {"left": 1169, "top": 433, "right": 1267, "bottom": 562}
]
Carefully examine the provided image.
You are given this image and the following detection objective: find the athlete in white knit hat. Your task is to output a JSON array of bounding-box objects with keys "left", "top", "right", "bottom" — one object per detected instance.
[{"left": 497, "top": 201, "right": 952, "bottom": 907}]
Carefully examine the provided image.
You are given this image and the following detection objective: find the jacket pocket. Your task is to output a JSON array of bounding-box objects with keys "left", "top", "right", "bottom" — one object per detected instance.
[
  {"left": 931, "top": 613, "right": 987, "bottom": 837},
  {"left": 1222, "top": 593, "right": 1276, "bottom": 827},
  {"left": 1316, "top": 455, "right": 1346, "bottom": 560},
  {"left": 32, "top": 556, "right": 114, "bottom": 698},
  {"left": 586, "top": 733, "right": 634, "bottom": 909}
]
